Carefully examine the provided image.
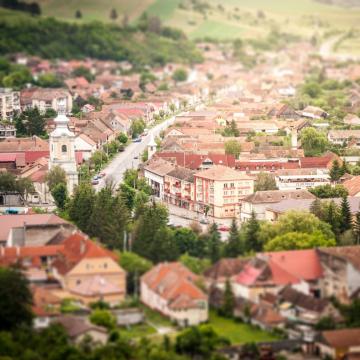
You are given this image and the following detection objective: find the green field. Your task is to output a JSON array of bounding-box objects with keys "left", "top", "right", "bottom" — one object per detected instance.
[
  {"left": 209, "top": 311, "right": 279, "bottom": 344},
  {"left": 14, "top": 0, "right": 360, "bottom": 40}
]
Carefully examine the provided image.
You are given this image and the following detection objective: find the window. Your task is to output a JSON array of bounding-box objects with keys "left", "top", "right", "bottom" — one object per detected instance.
[{"left": 61, "top": 144, "right": 67, "bottom": 153}]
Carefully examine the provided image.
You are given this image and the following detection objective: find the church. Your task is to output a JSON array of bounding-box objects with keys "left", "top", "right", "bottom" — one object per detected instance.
[{"left": 49, "top": 111, "right": 78, "bottom": 195}]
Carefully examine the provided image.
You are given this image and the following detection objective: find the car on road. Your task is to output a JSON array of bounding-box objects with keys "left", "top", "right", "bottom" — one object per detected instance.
[
  {"left": 93, "top": 175, "right": 100, "bottom": 181},
  {"left": 133, "top": 155, "right": 139, "bottom": 159},
  {"left": 91, "top": 179, "right": 99, "bottom": 185},
  {"left": 200, "top": 218, "right": 209, "bottom": 224},
  {"left": 132, "top": 137, "right": 142, "bottom": 143},
  {"left": 218, "top": 225, "right": 230, "bottom": 232}
]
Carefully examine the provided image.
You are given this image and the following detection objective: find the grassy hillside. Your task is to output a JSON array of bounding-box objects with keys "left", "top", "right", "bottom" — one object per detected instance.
[{"left": 22, "top": 0, "right": 360, "bottom": 41}]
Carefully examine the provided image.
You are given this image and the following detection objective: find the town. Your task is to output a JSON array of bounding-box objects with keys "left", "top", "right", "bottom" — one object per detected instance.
[{"left": 1, "top": 1, "right": 360, "bottom": 360}]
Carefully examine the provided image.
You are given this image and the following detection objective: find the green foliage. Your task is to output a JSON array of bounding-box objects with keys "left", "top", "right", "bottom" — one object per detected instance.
[
  {"left": 222, "top": 119, "right": 240, "bottom": 137},
  {"left": 130, "top": 118, "right": 146, "bottom": 138},
  {"left": 0, "top": 172, "right": 34, "bottom": 198},
  {"left": 254, "top": 172, "right": 277, "bottom": 192},
  {"left": 243, "top": 211, "right": 261, "bottom": 253},
  {"left": 14, "top": 107, "right": 46, "bottom": 136},
  {"left": 0, "top": 16, "right": 203, "bottom": 66},
  {"left": 36, "top": 72, "right": 63, "bottom": 87},
  {"left": 315, "top": 316, "right": 337, "bottom": 330},
  {"left": 329, "top": 159, "right": 345, "bottom": 182},
  {"left": 353, "top": 211, "right": 360, "bottom": 245},
  {"left": 51, "top": 182, "right": 68, "bottom": 209},
  {"left": 264, "top": 231, "right": 336, "bottom": 251},
  {"left": 220, "top": 279, "right": 235, "bottom": 318},
  {"left": 119, "top": 251, "right": 153, "bottom": 275},
  {"left": 174, "top": 227, "right": 201, "bottom": 257},
  {"left": 223, "top": 219, "right": 242, "bottom": 257},
  {"left": 172, "top": 68, "right": 188, "bottom": 82},
  {"left": 118, "top": 132, "right": 128, "bottom": 144},
  {"left": 309, "top": 184, "right": 348, "bottom": 198},
  {"left": 67, "top": 182, "right": 96, "bottom": 234},
  {"left": 340, "top": 300, "right": 360, "bottom": 328},
  {"left": 90, "top": 150, "right": 108, "bottom": 170},
  {"left": 300, "top": 128, "right": 329, "bottom": 156},
  {"left": 0, "top": 58, "right": 32, "bottom": 89},
  {"left": 89, "top": 309, "right": 116, "bottom": 329},
  {"left": 224, "top": 139, "right": 241, "bottom": 158},
  {"left": 259, "top": 210, "right": 335, "bottom": 248},
  {"left": 72, "top": 66, "right": 94, "bottom": 82},
  {"left": 175, "top": 325, "right": 230, "bottom": 358},
  {"left": 46, "top": 165, "right": 67, "bottom": 192},
  {"left": 0, "top": 267, "right": 33, "bottom": 331},
  {"left": 340, "top": 196, "right": 352, "bottom": 233},
  {"left": 179, "top": 253, "right": 211, "bottom": 275},
  {"left": 207, "top": 223, "right": 221, "bottom": 263}
]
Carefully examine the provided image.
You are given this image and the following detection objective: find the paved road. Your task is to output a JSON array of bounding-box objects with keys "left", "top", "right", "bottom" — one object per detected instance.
[
  {"left": 319, "top": 34, "right": 360, "bottom": 61},
  {"left": 95, "top": 113, "right": 179, "bottom": 191}
]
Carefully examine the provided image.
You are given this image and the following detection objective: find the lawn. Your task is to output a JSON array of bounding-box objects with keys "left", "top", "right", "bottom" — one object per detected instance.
[
  {"left": 141, "top": 304, "right": 173, "bottom": 327},
  {"left": 119, "top": 323, "right": 157, "bottom": 339},
  {"left": 209, "top": 311, "right": 280, "bottom": 345}
]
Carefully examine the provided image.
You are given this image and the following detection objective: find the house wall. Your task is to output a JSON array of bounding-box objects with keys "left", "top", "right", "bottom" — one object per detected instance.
[
  {"left": 74, "top": 136, "right": 96, "bottom": 160},
  {"left": 144, "top": 170, "right": 164, "bottom": 199},
  {"left": 346, "top": 262, "right": 360, "bottom": 297}
]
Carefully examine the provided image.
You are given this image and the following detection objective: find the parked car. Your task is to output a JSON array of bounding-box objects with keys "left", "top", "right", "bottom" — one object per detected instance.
[
  {"left": 133, "top": 155, "right": 139, "bottom": 160},
  {"left": 132, "top": 137, "right": 142, "bottom": 143},
  {"left": 218, "top": 225, "right": 230, "bottom": 232},
  {"left": 200, "top": 218, "right": 209, "bottom": 225},
  {"left": 93, "top": 175, "right": 100, "bottom": 181},
  {"left": 91, "top": 179, "right": 99, "bottom": 185}
]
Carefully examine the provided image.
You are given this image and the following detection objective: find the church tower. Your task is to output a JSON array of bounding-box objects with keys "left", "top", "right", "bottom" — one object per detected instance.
[
  {"left": 49, "top": 111, "right": 78, "bottom": 195},
  {"left": 147, "top": 133, "right": 157, "bottom": 159}
]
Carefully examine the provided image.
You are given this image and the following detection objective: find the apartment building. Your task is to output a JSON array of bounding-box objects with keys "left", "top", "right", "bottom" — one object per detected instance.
[
  {"left": 194, "top": 165, "right": 254, "bottom": 219},
  {"left": 0, "top": 88, "right": 21, "bottom": 120}
]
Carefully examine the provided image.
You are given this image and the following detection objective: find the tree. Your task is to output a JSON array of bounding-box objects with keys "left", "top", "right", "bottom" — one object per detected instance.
[
  {"left": 179, "top": 254, "right": 211, "bottom": 275},
  {"left": 119, "top": 251, "right": 152, "bottom": 294},
  {"left": 300, "top": 128, "right": 328, "bottom": 156},
  {"left": 0, "top": 267, "right": 33, "bottom": 331},
  {"left": 323, "top": 200, "right": 341, "bottom": 238},
  {"left": 172, "top": 68, "right": 188, "bottom": 83},
  {"left": 75, "top": 9, "right": 82, "bottom": 18},
  {"left": 51, "top": 183, "right": 68, "bottom": 209},
  {"left": 207, "top": 223, "right": 221, "bottom": 263},
  {"left": 110, "top": 8, "right": 118, "bottom": 21},
  {"left": 0, "top": 172, "right": 17, "bottom": 191},
  {"left": 68, "top": 182, "right": 96, "bottom": 234},
  {"left": 223, "top": 219, "right": 242, "bottom": 257},
  {"left": 341, "top": 299, "right": 360, "bottom": 327},
  {"left": 118, "top": 132, "right": 128, "bottom": 144},
  {"left": 220, "top": 279, "right": 235, "bottom": 318},
  {"left": 46, "top": 165, "right": 66, "bottom": 192},
  {"left": 130, "top": 118, "right": 146, "bottom": 138},
  {"left": 254, "top": 172, "right": 277, "bottom": 191},
  {"left": 132, "top": 202, "right": 169, "bottom": 260},
  {"left": 15, "top": 107, "right": 46, "bottom": 136},
  {"left": 259, "top": 210, "right": 335, "bottom": 246},
  {"left": 244, "top": 211, "right": 261, "bottom": 252},
  {"left": 90, "top": 309, "right": 115, "bottom": 329},
  {"left": 310, "top": 198, "right": 324, "bottom": 220},
  {"left": 151, "top": 226, "right": 179, "bottom": 263},
  {"left": 72, "top": 66, "right": 94, "bottom": 82},
  {"left": 90, "top": 150, "right": 108, "bottom": 170},
  {"left": 302, "top": 81, "right": 322, "bottom": 98},
  {"left": 309, "top": 184, "right": 348, "bottom": 198},
  {"left": 222, "top": 119, "right": 239, "bottom": 137},
  {"left": 329, "top": 160, "right": 344, "bottom": 182},
  {"left": 340, "top": 196, "right": 352, "bottom": 233},
  {"left": 224, "top": 140, "right": 241, "bottom": 158},
  {"left": 37, "top": 72, "right": 63, "bottom": 88},
  {"left": 315, "top": 316, "right": 337, "bottom": 330},
  {"left": 173, "top": 228, "right": 199, "bottom": 256},
  {"left": 264, "top": 231, "right": 336, "bottom": 251},
  {"left": 175, "top": 325, "right": 229, "bottom": 358}
]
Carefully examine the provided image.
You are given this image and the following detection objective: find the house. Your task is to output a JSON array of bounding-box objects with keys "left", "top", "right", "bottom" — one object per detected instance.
[
  {"left": 0, "top": 123, "right": 16, "bottom": 139},
  {"left": 317, "top": 246, "right": 360, "bottom": 303},
  {"left": 328, "top": 130, "right": 360, "bottom": 146},
  {"left": 194, "top": 165, "right": 254, "bottom": 219},
  {"left": 143, "top": 158, "right": 174, "bottom": 199},
  {"left": 315, "top": 328, "right": 360, "bottom": 360},
  {"left": 277, "top": 286, "right": 340, "bottom": 325},
  {"left": 267, "top": 103, "right": 299, "bottom": 119},
  {"left": 301, "top": 106, "right": 328, "bottom": 119},
  {"left": 141, "top": 262, "right": 208, "bottom": 326},
  {"left": 21, "top": 88, "right": 73, "bottom": 114},
  {"left": 343, "top": 176, "right": 360, "bottom": 196},
  {"left": 240, "top": 189, "right": 315, "bottom": 221},
  {"left": 344, "top": 114, "right": 360, "bottom": 126},
  {"left": 74, "top": 133, "right": 97, "bottom": 160},
  {"left": 52, "top": 233, "right": 126, "bottom": 306},
  {"left": 0, "top": 88, "right": 21, "bottom": 120},
  {"left": 56, "top": 316, "right": 108, "bottom": 344}
]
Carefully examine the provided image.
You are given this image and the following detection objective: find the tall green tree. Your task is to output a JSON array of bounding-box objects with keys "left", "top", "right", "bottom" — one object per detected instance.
[
  {"left": 51, "top": 183, "right": 68, "bottom": 210},
  {"left": 254, "top": 172, "right": 277, "bottom": 191},
  {"left": 0, "top": 267, "right": 33, "bottom": 331},
  {"left": 207, "top": 223, "right": 221, "bottom": 263},
  {"left": 221, "top": 279, "right": 235, "bottom": 318},
  {"left": 244, "top": 211, "right": 261, "bottom": 252},
  {"left": 224, "top": 140, "right": 241, "bottom": 158},
  {"left": 15, "top": 107, "right": 46, "bottom": 136},
  {"left": 223, "top": 219, "right": 242, "bottom": 257},
  {"left": 329, "top": 160, "right": 344, "bottom": 182},
  {"left": 310, "top": 198, "right": 324, "bottom": 220},
  {"left": 151, "top": 226, "right": 179, "bottom": 263},
  {"left": 323, "top": 200, "right": 341, "bottom": 238},
  {"left": 340, "top": 196, "right": 352, "bottom": 233},
  {"left": 300, "top": 127, "right": 328, "bottom": 156},
  {"left": 46, "top": 165, "right": 66, "bottom": 192},
  {"left": 132, "top": 202, "right": 169, "bottom": 260}
]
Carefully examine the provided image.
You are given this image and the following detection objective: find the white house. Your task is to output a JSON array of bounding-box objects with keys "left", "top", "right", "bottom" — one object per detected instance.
[{"left": 75, "top": 133, "right": 97, "bottom": 161}]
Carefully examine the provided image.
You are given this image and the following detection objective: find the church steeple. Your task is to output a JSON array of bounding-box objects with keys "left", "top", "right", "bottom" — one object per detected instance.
[
  {"left": 147, "top": 133, "right": 157, "bottom": 159},
  {"left": 49, "top": 112, "right": 78, "bottom": 195}
]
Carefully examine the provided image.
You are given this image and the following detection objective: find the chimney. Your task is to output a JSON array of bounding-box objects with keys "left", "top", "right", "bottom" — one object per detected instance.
[{"left": 291, "top": 126, "right": 297, "bottom": 150}]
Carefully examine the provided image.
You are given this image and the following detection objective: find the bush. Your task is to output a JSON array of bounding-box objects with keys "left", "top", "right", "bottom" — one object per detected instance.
[{"left": 89, "top": 309, "right": 116, "bottom": 329}]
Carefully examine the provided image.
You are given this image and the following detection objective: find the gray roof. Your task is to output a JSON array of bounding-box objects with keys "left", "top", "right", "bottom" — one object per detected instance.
[
  {"left": 243, "top": 189, "right": 315, "bottom": 204},
  {"left": 167, "top": 167, "right": 195, "bottom": 182}
]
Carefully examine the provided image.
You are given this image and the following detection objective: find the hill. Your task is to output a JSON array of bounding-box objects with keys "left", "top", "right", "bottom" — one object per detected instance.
[
  {"left": 0, "top": 8, "right": 202, "bottom": 66},
  {"left": 23, "top": 0, "right": 360, "bottom": 41}
]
